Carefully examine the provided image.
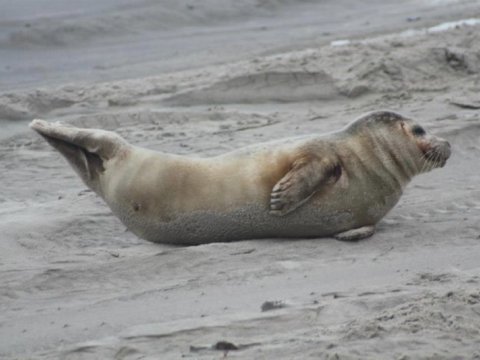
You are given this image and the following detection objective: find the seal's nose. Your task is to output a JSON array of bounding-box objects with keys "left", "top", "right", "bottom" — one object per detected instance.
[
  {"left": 442, "top": 139, "right": 451, "bottom": 162},
  {"left": 439, "top": 139, "right": 452, "bottom": 167}
]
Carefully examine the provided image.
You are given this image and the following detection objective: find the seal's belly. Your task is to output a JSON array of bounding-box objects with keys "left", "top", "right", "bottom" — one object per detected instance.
[
  {"left": 107, "top": 180, "right": 400, "bottom": 245},
  {"left": 122, "top": 205, "right": 355, "bottom": 245}
]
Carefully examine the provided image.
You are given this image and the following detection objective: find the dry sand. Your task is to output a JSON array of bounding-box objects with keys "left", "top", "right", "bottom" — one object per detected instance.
[{"left": 1, "top": 1, "right": 480, "bottom": 359}]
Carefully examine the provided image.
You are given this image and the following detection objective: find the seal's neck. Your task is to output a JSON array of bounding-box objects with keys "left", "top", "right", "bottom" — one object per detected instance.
[{"left": 368, "top": 130, "right": 420, "bottom": 187}]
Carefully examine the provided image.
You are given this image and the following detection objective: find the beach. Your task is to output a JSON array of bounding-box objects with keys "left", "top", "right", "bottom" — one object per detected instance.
[{"left": 1, "top": 1, "right": 480, "bottom": 358}]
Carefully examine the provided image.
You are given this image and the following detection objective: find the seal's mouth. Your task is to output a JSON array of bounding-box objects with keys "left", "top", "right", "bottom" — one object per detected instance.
[{"left": 423, "top": 141, "right": 451, "bottom": 168}]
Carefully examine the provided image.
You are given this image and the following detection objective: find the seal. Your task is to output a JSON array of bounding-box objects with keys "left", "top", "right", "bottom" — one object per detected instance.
[{"left": 30, "top": 111, "right": 451, "bottom": 245}]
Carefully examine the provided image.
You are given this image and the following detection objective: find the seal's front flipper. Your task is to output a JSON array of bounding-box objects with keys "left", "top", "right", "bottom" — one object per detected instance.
[
  {"left": 30, "top": 119, "right": 128, "bottom": 192},
  {"left": 334, "top": 226, "right": 375, "bottom": 241},
  {"left": 270, "top": 155, "right": 340, "bottom": 216}
]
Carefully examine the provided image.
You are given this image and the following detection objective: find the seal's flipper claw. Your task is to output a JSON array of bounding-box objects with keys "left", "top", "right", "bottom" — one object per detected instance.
[
  {"left": 334, "top": 226, "right": 375, "bottom": 241},
  {"left": 269, "top": 155, "right": 335, "bottom": 216}
]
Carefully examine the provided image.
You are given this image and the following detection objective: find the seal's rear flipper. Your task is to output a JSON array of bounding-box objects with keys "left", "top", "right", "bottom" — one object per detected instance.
[
  {"left": 334, "top": 226, "right": 375, "bottom": 241},
  {"left": 30, "top": 119, "right": 127, "bottom": 192}
]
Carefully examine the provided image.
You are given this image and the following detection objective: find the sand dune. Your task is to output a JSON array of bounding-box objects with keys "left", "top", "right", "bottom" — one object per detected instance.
[{"left": 3, "top": 24, "right": 479, "bottom": 122}]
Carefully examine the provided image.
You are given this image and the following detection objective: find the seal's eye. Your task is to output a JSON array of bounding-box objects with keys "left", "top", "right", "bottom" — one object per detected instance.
[{"left": 412, "top": 125, "right": 426, "bottom": 136}]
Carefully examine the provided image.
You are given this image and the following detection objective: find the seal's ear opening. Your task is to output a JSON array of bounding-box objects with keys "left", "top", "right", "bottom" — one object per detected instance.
[
  {"left": 29, "top": 119, "right": 119, "bottom": 192},
  {"left": 398, "top": 121, "right": 410, "bottom": 136}
]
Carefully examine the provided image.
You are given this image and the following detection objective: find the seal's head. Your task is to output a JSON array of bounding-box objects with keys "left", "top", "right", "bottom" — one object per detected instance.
[
  {"left": 347, "top": 110, "right": 451, "bottom": 177},
  {"left": 399, "top": 119, "right": 451, "bottom": 172}
]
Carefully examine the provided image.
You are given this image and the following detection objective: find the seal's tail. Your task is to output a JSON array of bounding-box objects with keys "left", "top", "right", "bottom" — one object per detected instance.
[{"left": 30, "top": 119, "right": 127, "bottom": 193}]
